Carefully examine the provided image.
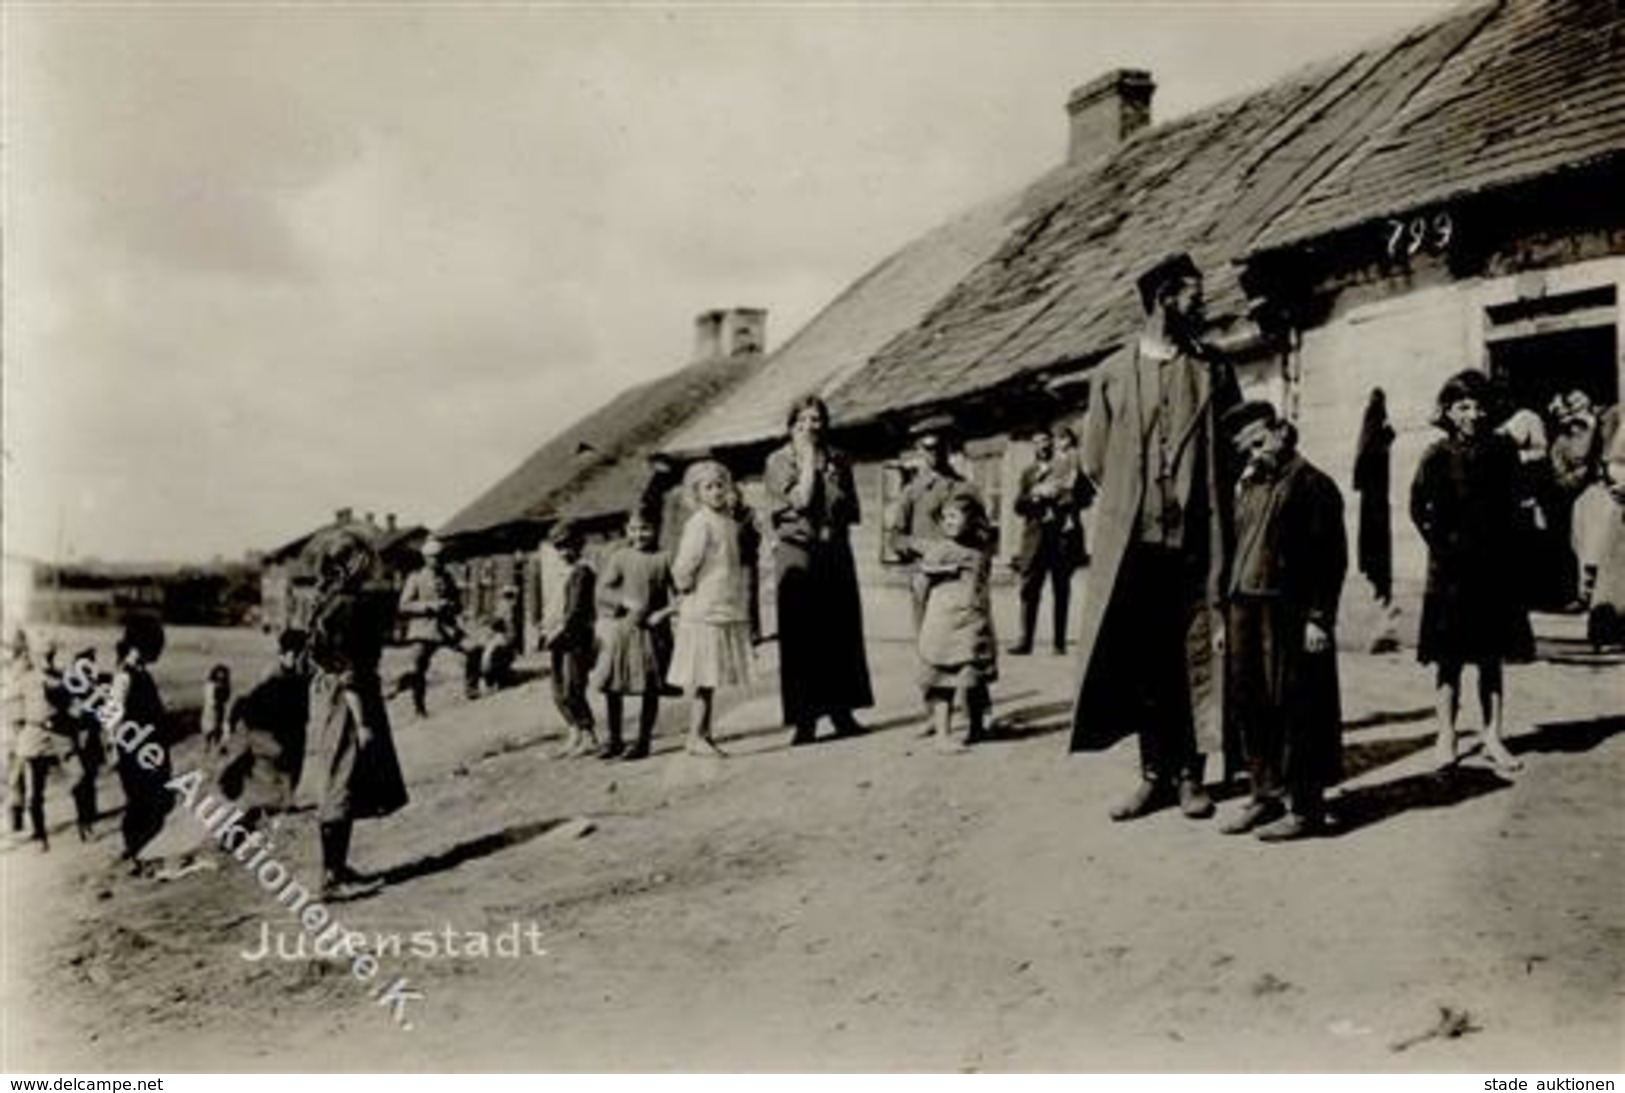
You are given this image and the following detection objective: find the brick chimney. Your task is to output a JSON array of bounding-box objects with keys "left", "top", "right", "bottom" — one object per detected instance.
[
  {"left": 1066, "top": 69, "right": 1154, "bottom": 166},
  {"left": 693, "top": 310, "right": 724, "bottom": 361},
  {"left": 721, "top": 308, "right": 766, "bottom": 357},
  {"left": 385, "top": 513, "right": 398, "bottom": 533},
  {"left": 334, "top": 506, "right": 354, "bottom": 524},
  {"left": 693, "top": 307, "right": 768, "bottom": 361}
]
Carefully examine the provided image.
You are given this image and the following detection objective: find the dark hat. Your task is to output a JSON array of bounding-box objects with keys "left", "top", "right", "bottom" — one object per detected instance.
[
  {"left": 276, "top": 629, "right": 307, "bottom": 657},
  {"left": 1435, "top": 369, "right": 1490, "bottom": 412},
  {"left": 1220, "top": 399, "right": 1279, "bottom": 438},
  {"left": 1135, "top": 252, "right": 1202, "bottom": 312}
]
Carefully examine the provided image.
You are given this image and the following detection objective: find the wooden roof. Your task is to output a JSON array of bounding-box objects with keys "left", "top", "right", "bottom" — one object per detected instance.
[{"left": 438, "top": 352, "right": 760, "bottom": 542}]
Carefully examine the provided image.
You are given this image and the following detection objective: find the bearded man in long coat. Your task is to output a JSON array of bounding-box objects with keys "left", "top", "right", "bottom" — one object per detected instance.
[{"left": 1069, "top": 253, "right": 1239, "bottom": 822}]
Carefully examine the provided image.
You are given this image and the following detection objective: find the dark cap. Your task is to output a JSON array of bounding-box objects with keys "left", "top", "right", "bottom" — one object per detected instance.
[
  {"left": 1220, "top": 399, "right": 1279, "bottom": 438},
  {"left": 1136, "top": 252, "right": 1202, "bottom": 313}
]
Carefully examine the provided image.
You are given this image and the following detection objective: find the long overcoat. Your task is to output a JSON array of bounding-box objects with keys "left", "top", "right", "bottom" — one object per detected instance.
[
  {"left": 1228, "top": 454, "right": 1348, "bottom": 790},
  {"left": 1068, "top": 343, "right": 1237, "bottom": 755}
]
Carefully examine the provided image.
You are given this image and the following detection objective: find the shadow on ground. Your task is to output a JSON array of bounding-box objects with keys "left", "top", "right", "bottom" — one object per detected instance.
[{"left": 373, "top": 818, "right": 570, "bottom": 887}]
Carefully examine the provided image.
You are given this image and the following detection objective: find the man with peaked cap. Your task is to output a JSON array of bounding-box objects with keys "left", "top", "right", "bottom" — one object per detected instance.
[
  {"left": 1068, "top": 252, "right": 1240, "bottom": 821},
  {"left": 395, "top": 537, "right": 468, "bottom": 718},
  {"left": 1219, "top": 400, "right": 1347, "bottom": 840},
  {"left": 887, "top": 417, "right": 982, "bottom": 630}
]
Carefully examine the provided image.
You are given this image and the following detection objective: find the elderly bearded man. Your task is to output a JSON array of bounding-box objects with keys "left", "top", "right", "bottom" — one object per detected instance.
[{"left": 1068, "top": 253, "right": 1240, "bottom": 822}]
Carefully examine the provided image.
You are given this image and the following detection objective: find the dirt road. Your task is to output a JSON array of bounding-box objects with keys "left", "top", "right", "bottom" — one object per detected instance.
[{"left": 3, "top": 623, "right": 1621, "bottom": 1071}]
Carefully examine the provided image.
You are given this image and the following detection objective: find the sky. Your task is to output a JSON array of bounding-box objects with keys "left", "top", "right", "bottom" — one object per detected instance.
[{"left": 2, "top": 1, "right": 1450, "bottom": 564}]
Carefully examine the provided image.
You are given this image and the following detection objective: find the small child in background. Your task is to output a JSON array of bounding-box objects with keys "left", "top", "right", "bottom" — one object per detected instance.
[
  {"left": 201, "top": 664, "right": 232, "bottom": 752},
  {"left": 667, "top": 461, "right": 753, "bottom": 758},
  {"left": 215, "top": 629, "right": 311, "bottom": 826},
  {"left": 595, "top": 510, "right": 675, "bottom": 761},
  {"left": 915, "top": 494, "right": 999, "bottom": 753},
  {"left": 542, "top": 522, "right": 599, "bottom": 758},
  {"left": 68, "top": 648, "right": 107, "bottom": 841}
]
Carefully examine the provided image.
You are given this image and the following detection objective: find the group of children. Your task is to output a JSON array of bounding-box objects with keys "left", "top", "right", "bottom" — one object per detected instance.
[
  {"left": 541, "top": 459, "right": 759, "bottom": 761},
  {"left": 540, "top": 455, "right": 1005, "bottom": 762}
]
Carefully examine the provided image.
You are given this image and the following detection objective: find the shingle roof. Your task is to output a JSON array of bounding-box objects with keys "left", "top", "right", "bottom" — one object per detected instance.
[
  {"left": 660, "top": 185, "right": 1033, "bottom": 455},
  {"left": 825, "top": 2, "right": 1511, "bottom": 426},
  {"left": 1253, "top": 0, "right": 1625, "bottom": 253},
  {"left": 438, "top": 353, "right": 760, "bottom": 541}
]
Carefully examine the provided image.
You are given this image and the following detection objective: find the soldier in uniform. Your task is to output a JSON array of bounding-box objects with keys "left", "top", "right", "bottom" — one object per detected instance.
[{"left": 395, "top": 538, "right": 467, "bottom": 718}]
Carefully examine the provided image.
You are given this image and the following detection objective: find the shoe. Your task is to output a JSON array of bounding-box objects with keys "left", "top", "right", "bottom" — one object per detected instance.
[
  {"left": 598, "top": 740, "right": 626, "bottom": 760},
  {"left": 1255, "top": 812, "right": 1322, "bottom": 842},
  {"left": 1177, "top": 777, "right": 1215, "bottom": 820},
  {"left": 1219, "top": 798, "right": 1284, "bottom": 835},
  {"left": 790, "top": 723, "right": 818, "bottom": 747},
  {"left": 1007, "top": 643, "right": 1034, "bottom": 656},
  {"left": 621, "top": 744, "right": 651, "bottom": 762},
  {"left": 830, "top": 716, "right": 868, "bottom": 739},
  {"left": 322, "top": 875, "right": 384, "bottom": 901},
  {"left": 1109, "top": 779, "right": 1170, "bottom": 822},
  {"left": 1052, "top": 643, "right": 1068, "bottom": 656}
]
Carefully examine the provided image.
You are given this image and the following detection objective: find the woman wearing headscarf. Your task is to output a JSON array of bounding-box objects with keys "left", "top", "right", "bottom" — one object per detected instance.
[
  {"left": 1410, "top": 370, "right": 1532, "bottom": 773},
  {"left": 306, "top": 525, "right": 408, "bottom": 899}
]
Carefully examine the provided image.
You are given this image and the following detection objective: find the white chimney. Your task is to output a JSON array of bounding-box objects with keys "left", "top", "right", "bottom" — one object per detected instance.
[
  {"left": 1066, "top": 69, "right": 1154, "bottom": 166},
  {"left": 694, "top": 307, "right": 767, "bottom": 361}
]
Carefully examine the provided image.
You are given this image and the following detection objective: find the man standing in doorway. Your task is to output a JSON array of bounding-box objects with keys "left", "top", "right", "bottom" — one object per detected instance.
[{"left": 1068, "top": 253, "right": 1240, "bottom": 822}]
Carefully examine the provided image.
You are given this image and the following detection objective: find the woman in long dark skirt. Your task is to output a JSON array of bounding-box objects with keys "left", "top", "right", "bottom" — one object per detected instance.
[
  {"left": 763, "top": 395, "right": 875, "bottom": 747},
  {"left": 1410, "top": 370, "right": 1533, "bottom": 774},
  {"left": 305, "top": 526, "right": 408, "bottom": 899}
]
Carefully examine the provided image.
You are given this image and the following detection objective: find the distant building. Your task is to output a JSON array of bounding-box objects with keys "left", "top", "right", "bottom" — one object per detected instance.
[
  {"left": 437, "top": 308, "right": 766, "bottom": 647},
  {"left": 259, "top": 509, "right": 427, "bottom": 634}
]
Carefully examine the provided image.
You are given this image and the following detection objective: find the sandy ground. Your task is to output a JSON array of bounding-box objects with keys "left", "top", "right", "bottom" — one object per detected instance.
[{"left": 2, "top": 599, "right": 1622, "bottom": 1072}]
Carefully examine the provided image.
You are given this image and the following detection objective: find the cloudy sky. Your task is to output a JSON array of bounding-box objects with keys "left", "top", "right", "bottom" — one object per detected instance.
[{"left": 3, "top": 1, "right": 1446, "bottom": 563}]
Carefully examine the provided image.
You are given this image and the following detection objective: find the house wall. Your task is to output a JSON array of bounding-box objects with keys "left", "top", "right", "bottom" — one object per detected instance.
[{"left": 1292, "top": 251, "right": 1625, "bottom": 602}]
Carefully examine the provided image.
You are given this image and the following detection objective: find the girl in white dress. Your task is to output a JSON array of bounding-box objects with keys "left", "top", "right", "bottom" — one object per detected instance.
[{"left": 667, "top": 461, "right": 753, "bottom": 757}]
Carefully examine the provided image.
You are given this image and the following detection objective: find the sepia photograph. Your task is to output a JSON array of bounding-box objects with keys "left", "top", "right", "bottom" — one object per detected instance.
[{"left": 2, "top": 0, "right": 1622, "bottom": 1076}]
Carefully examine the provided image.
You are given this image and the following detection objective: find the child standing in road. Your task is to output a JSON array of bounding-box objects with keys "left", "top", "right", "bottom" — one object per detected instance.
[
  {"left": 667, "top": 461, "right": 753, "bottom": 758},
  {"left": 542, "top": 522, "right": 599, "bottom": 758},
  {"left": 916, "top": 494, "right": 999, "bottom": 753},
  {"left": 595, "top": 511, "right": 674, "bottom": 761}
]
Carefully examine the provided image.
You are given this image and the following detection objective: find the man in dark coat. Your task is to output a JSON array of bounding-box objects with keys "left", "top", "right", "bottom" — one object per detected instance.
[
  {"left": 1011, "top": 427, "right": 1088, "bottom": 655},
  {"left": 1220, "top": 401, "right": 1347, "bottom": 841},
  {"left": 1069, "top": 253, "right": 1239, "bottom": 822}
]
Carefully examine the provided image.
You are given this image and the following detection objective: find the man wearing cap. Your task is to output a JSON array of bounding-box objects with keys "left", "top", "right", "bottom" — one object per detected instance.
[
  {"left": 1069, "top": 253, "right": 1239, "bottom": 822},
  {"left": 1220, "top": 401, "right": 1346, "bottom": 840},
  {"left": 1011, "top": 426, "right": 1089, "bottom": 655},
  {"left": 395, "top": 538, "right": 468, "bottom": 718},
  {"left": 888, "top": 421, "right": 981, "bottom": 628}
]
